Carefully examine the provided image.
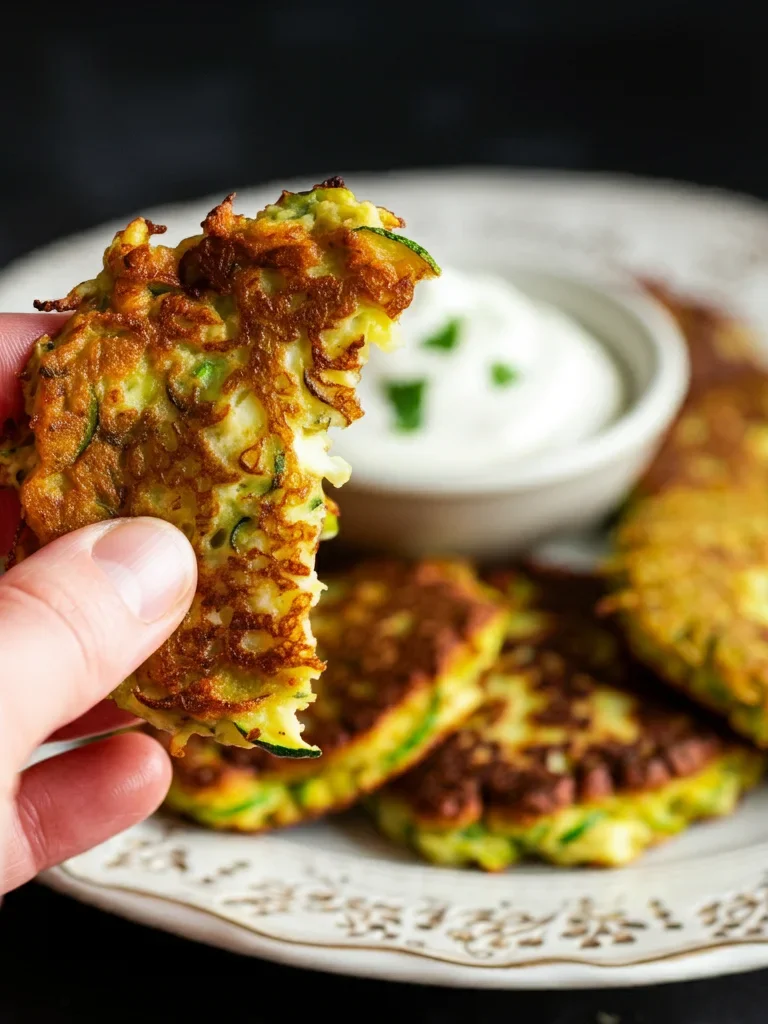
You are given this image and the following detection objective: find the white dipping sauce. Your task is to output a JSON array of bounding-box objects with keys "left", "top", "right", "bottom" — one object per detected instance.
[{"left": 334, "top": 267, "right": 625, "bottom": 483}]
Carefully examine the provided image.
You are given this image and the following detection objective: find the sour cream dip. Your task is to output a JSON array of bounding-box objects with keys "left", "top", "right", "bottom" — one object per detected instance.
[{"left": 333, "top": 267, "right": 626, "bottom": 485}]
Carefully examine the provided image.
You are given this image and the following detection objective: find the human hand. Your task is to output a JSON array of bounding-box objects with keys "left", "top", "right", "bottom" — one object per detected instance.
[{"left": 0, "top": 314, "right": 197, "bottom": 894}]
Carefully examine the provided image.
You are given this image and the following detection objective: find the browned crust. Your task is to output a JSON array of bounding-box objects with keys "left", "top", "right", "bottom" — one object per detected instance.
[
  {"left": 641, "top": 279, "right": 762, "bottom": 399},
  {"left": 168, "top": 559, "right": 502, "bottom": 788},
  {"left": 637, "top": 371, "right": 768, "bottom": 496},
  {"left": 6, "top": 188, "right": 432, "bottom": 732},
  {"left": 637, "top": 281, "right": 766, "bottom": 496},
  {"left": 391, "top": 567, "right": 734, "bottom": 827}
]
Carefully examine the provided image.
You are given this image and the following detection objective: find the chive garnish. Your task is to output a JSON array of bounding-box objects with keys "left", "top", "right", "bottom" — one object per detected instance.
[
  {"left": 422, "top": 317, "right": 461, "bottom": 352},
  {"left": 383, "top": 379, "right": 427, "bottom": 432},
  {"left": 490, "top": 362, "right": 519, "bottom": 387}
]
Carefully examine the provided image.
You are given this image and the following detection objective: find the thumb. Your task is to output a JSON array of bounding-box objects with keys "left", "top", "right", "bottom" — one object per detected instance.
[{"left": 0, "top": 517, "right": 197, "bottom": 778}]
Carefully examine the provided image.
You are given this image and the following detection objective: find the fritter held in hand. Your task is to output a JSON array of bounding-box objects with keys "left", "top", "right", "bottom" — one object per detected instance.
[
  {"left": 369, "top": 569, "right": 762, "bottom": 870},
  {"left": 0, "top": 179, "right": 439, "bottom": 755},
  {"left": 162, "top": 559, "right": 508, "bottom": 831}
]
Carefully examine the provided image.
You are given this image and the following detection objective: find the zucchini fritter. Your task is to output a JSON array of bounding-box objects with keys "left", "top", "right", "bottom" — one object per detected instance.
[
  {"left": 635, "top": 373, "right": 768, "bottom": 497},
  {"left": 0, "top": 179, "right": 438, "bottom": 755},
  {"left": 641, "top": 279, "right": 761, "bottom": 400},
  {"left": 370, "top": 569, "right": 762, "bottom": 870},
  {"left": 607, "top": 486, "right": 768, "bottom": 746},
  {"left": 608, "top": 288, "right": 768, "bottom": 745},
  {"left": 637, "top": 283, "right": 765, "bottom": 496},
  {"left": 162, "top": 559, "right": 508, "bottom": 830}
]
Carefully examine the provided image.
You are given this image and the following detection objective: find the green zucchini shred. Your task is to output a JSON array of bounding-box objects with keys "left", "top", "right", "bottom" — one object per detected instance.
[
  {"left": 559, "top": 810, "right": 605, "bottom": 846},
  {"left": 255, "top": 739, "right": 322, "bottom": 759},
  {"left": 75, "top": 393, "right": 99, "bottom": 459},
  {"left": 385, "top": 692, "right": 440, "bottom": 767},
  {"left": 193, "top": 360, "right": 217, "bottom": 389},
  {"left": 230, "top": 516, "right": 253, "bottom": 552},
  {"left": 353, "top": 226, "right": 441, "bottom": 275}
]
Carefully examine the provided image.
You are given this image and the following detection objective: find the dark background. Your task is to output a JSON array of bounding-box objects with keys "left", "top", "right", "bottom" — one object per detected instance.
[
  {"left": 3, "top": 2, "right": 768, "bottom": 1020},
  {"left": 2, "top": 0, "right": 768, "bottom": 271}
]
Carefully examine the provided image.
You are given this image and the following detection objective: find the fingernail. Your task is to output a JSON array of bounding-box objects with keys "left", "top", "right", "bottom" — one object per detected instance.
[{"left": 91, "top": 518, "right": 196, "bottom": 623}]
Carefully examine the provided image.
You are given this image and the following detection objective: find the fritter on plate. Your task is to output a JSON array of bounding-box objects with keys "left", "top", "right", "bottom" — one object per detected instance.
[
  {"left": 641, "top": 279, "right": 761, "bottom": 400},
  {"left": 162, "top": 559, "right": 508, "bottom": 830},
  {"left": 607, "top": 286, "right": 768, "bottom": 744},
  {"left": 0, "top": 179, "right": 438, "bottom": 755},
  {"left": 606, "top": 486, "right": 768, "bottom": 746},
  {"left": 637, "top": 372, "right": 768, "bottom": 496},
  {"left": 637, "top": 283, "right": 765, "bottom": 496},
  {"left": 369, "top": 568, "right": 762, "bottom": 870}
]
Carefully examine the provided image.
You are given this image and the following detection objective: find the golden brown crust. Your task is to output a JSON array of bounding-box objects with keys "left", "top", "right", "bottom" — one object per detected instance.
[
  {"left": 638, "top": 372, "right": 768, "bottom": 496},
  {"left": 391, "top": 567, "right": 734, "bottom": 828},
  {"left": 637, "top": 282, "right": 766, "bottom": 496},
  {"left": 169, "top": 558, "right": 503, "bottom": 789},
  {"left": 641, "top": 279, "right": 762, "bottom": 398},
  {"left": 2, "top": 184, "right": 437, "bottom": 749}
]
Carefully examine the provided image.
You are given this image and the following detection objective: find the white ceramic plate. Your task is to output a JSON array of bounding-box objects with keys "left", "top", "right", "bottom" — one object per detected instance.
[{"left": 6, "top": 169, "right": 768, "bottom": 989}]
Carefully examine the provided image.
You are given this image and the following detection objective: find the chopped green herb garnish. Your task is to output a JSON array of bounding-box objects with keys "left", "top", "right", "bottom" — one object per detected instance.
[
  {"left": 422, "top": 317, "right": 461, "bottom": 352},
  {"left": 383, "top": 379, "right": 427, "bottom": 432},
  {"left": 490, "top": 362, "right": 520, "bottom": 387}
]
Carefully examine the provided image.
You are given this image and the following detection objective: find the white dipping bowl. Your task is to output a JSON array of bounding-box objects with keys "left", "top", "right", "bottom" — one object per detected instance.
[{"left": 329, "top": 268, "right": 689, "bottom": 559}]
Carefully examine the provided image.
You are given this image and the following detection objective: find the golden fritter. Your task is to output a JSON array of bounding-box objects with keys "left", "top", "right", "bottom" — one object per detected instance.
[
  {"left": 641, "top": 279, "right": 761, "bottom": 399},
  {"left": 607, "top": 286, "right": 768, "bottom": 745},
  {"left": 607, "top": 486, "right": 768, "bottom": 746},
  {"left": 162, "top": 559, "right": 508, "bottom": 830},
  {"left": 637, "top": 373, "right": 768, "bottom": 496},
  {"left": 0, "top": 179, "right": 439, "bottom": 755},
  {"left": 637, "top": 282, "right": 766, "bottom": 496},
  {"left": 370, "top": 568, "right": 762, "bottom": 870}
]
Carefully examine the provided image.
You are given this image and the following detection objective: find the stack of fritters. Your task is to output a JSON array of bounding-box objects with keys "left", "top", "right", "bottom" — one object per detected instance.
[
  {"left": 609, "top": 284, "right": 768, "bottom": 746},
  {"left": 163, "top": 559, "right": 508, "bottom": 830},
  {"left": 369, "top": 568, "right": 762, "bottom": 869}
]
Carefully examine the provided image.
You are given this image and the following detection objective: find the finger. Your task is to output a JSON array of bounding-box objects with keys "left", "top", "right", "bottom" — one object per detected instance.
[
  {"left": 2, "top": 731, "right": 171, "bottom": 893},
  {"left": 0, "top": 517, "right": 197, "bottom": 779},
  {"left": 0, "top": 313, "right": 69, "bottom": 421},
  {"left": 45, "top": 703, "right": 141, "bottom": 743}
]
